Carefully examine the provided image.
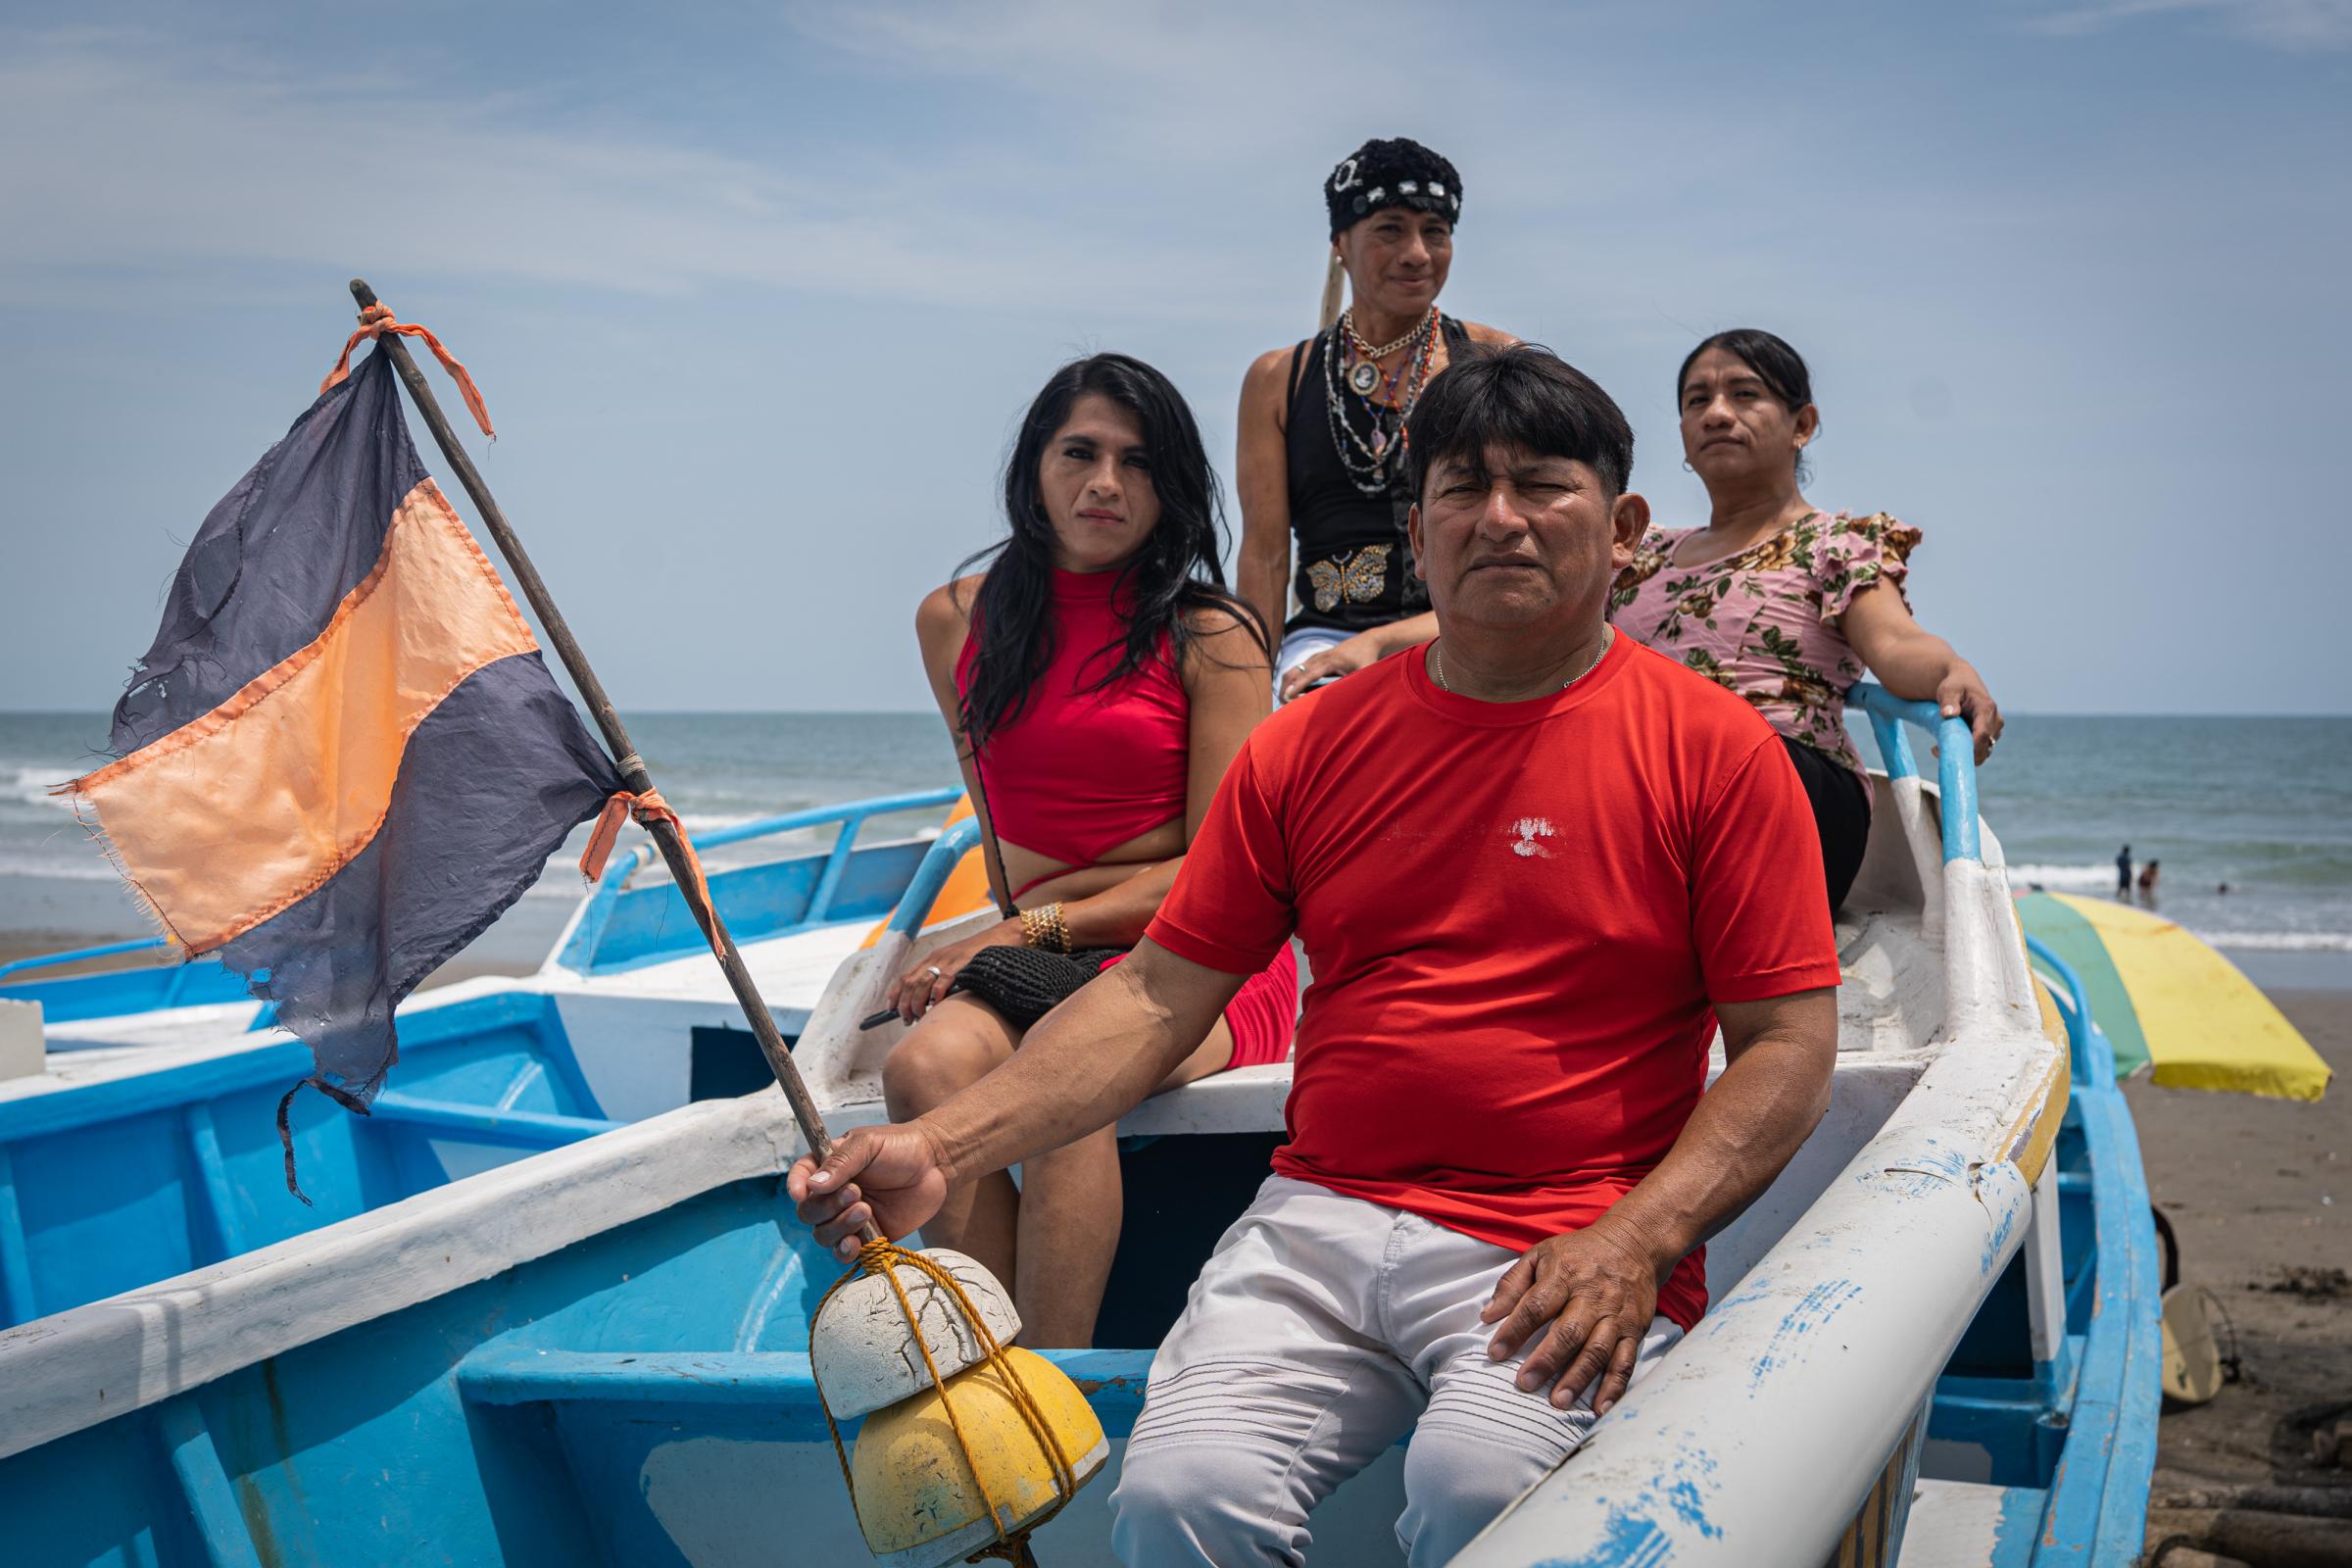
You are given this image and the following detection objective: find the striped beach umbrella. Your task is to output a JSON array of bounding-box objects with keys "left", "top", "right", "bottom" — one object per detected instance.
[{"left": 2017, "top": 891, "right": 2330, "bottom": 1101}]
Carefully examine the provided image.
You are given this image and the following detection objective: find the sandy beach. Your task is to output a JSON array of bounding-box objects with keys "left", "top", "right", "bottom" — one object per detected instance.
[{"left": 2134, "top": 990, "right": 2352, "bottom": 1561}]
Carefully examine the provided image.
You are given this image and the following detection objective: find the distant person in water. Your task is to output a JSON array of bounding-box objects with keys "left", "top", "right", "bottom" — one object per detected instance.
[
  {"left": 1612, "top": 328, "right": 2002, "bottom": 912},
  {"left": 1236, "top": 136, "right": 1518, "bottom": 703},
  {"left": 796, "top": 347, "right": 1841, "bottom": 1565},
  {"left": 2118, "top": 845, "right": 2133, "bottom": 896},
  {"left": 882, "top": 353, "right": 1295, "bottom": 1348},
  {"left": 2138, "top": 860, "right": 2161, "bottom": 898}
]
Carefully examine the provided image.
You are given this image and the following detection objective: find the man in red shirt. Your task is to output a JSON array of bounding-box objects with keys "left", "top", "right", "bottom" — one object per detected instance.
[{"left": 794, "top": 345, "right": 1841, "bottom": 1565}]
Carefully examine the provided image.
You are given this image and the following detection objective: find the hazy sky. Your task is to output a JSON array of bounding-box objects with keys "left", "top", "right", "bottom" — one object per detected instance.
[{"left": 3, "top": 0, "right": 2346, "bottom": 715}]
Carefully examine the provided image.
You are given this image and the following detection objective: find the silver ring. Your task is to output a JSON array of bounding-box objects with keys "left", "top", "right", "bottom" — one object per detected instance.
[{"left": 924, "top": 965, "right": 944, "bottom": 979}]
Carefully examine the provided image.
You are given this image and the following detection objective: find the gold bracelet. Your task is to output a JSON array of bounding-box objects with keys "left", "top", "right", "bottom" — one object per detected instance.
[
  {"left": 1019, "top": 902, "right": 1070, "bottom": 954},
  {"left": 1019, "top": 904, "right": 1070, "bottom": 954}
]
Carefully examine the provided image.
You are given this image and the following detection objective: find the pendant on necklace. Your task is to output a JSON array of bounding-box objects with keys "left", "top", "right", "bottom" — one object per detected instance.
[{"left": 1348, "top": 359, "right": 1381, "bottom": 396}]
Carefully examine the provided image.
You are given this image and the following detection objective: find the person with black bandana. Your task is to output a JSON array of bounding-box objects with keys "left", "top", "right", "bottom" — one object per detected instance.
[{"left": 1238, "top": 136, "right": 1518, "bottom": 701}]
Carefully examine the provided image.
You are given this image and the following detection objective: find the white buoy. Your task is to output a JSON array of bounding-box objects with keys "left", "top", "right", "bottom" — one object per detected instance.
[{"left": 810, "top": 1248, "right": 1021, "bottom": 1419}]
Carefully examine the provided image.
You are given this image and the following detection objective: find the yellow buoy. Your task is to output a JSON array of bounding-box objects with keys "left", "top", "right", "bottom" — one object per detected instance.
[{"left": 850, "top": 1347, "right": 1108, "bottom": 1568}]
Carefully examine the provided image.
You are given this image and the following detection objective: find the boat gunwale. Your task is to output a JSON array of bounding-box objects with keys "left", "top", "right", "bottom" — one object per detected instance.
[{"left": 0, "top": 1086, "right": 808, "bottom": 1463}]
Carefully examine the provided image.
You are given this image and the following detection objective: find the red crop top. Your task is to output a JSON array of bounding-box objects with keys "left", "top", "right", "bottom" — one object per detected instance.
[{"left": 956, "top": 568, "right": 1191, "bottom": 884}]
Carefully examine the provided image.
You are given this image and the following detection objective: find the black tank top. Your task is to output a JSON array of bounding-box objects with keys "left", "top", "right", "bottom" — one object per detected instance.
[{"left": 1282, "top": 315, "right": 1471, "bottom": 635}]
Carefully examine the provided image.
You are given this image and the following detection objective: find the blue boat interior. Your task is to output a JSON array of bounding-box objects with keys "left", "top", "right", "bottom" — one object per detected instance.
[
  {"left": 0, "top": 991, "right": 630, "bottom": 1332},
  {"left": 554, "top": 788, "right": 962, "bottom": 977}
]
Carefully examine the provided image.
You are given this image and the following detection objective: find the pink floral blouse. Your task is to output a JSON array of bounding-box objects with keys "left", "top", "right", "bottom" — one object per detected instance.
[{"left": 1609, "top": 511, "right": 1921, "bottom": 775}]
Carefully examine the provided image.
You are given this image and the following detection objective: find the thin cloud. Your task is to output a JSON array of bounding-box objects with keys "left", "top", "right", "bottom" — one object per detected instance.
[
  {"left": 2014, "top": 0, "right": 2352, "bottom": 47},
  {"left": 0, "top": 27, "right": 1282, "bottom": 317}
]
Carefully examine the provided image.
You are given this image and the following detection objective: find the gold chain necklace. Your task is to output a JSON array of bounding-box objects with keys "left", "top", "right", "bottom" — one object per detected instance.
[
  {"left": 1341, "top": 305, "right": 1436, "bottom": 363},
  {"left": 1432, "top": 628, "right": 1613, "bottom": 695}
]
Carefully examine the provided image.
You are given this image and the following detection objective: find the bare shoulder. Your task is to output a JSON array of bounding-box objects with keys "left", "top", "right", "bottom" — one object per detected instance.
[
  {"left": 1245, "top": 344, "right": 1298, "bottom": 386},
  {"left": 1183, "top": 599, "right": 1266, "bottom": 643},
  {"left": 915, "top": 574, "right": 984, "bottom": 651},
  {"left": 1458, "top": 318, "right": 1521, "bottom": 348},
  {"left": 1241, "top": 344, "right": 1298, "bottom": 414},
  {"left": 1182, "top": 600, "right": 1275, "bottom": 665}
]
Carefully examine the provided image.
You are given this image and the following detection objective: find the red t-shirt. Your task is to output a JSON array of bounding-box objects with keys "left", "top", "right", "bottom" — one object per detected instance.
[{"left": 1144, "top": 635, "right": 1840, "bottom": 1330}]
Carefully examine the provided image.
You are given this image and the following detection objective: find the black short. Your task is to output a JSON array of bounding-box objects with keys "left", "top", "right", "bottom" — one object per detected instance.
[{"left": 1780, "top": 736, "right": 1872, "bottom": 913}]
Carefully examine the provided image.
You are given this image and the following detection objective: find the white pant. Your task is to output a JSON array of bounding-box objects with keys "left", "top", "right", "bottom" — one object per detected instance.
[
  {"left": 1273, "top": 626, "right": 1349, "bottom": 704},
  {"left": 1107, "top": 1176, "right": 1682, "bottom": 1567}
]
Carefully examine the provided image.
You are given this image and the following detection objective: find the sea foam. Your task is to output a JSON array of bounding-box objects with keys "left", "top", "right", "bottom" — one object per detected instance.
[
  {"left": 2194, "top": 930, "right": 2352, "bottom": 953},
  {"left": 2006, "top": 862, "right": 2127, "bottom": 891}
]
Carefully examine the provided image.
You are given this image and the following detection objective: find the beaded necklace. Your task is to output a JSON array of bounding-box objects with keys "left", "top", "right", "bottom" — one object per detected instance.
[
  {"left": 1342, "top": 306, "right": 1434, "bottom": 369},
  {"left": 1323, "top": 309, "right": 1443, "bottom": 496}
]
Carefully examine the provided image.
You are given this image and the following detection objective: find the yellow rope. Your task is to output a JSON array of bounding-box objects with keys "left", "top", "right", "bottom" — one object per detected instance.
[{"left": 810, "top": 1240, "right": 1081, "bottom": 1563}]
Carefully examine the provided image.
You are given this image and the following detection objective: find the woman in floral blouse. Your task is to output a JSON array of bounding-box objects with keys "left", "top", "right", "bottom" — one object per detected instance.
[{"left": 1612, "top": 329, "right": 2000, "bottom": 910}]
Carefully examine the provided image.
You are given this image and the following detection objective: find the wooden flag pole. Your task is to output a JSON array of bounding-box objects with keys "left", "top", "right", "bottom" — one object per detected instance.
[{"left": 347, "top": 278, "right": 858, "bottom": 1192}]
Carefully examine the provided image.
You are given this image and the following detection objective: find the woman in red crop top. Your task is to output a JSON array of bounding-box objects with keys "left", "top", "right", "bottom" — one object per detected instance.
[{"left": 886, "top": 354, "right": 1296, "bottom": 1348}]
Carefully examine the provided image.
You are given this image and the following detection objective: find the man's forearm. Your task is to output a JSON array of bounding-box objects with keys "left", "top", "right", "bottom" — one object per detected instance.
[
  {"left": 918, "top": 947, "right": 1231, "bottom": 1186},
  {"left": 1592, "top": 1019, "right": 1835, "bottom": 1277}
]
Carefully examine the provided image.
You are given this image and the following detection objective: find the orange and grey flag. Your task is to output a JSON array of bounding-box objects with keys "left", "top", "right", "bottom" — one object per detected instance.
[{"left": 60, "top": 349, "right": 617, "bottom": 1174}]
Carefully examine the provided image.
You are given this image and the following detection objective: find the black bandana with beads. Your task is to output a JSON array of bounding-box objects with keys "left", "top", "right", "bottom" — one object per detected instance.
[{"left": 1325, "top": 137, "right": 1463, "bottom": 238}]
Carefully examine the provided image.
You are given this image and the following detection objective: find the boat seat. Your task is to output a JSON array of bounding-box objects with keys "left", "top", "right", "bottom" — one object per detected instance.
[
  {"left": 1894, "top": 1478, "right": 2047, "bottom": 1566},
  {"left": 459, "top": 1344, "right": 1154, "bottom": 1434}
]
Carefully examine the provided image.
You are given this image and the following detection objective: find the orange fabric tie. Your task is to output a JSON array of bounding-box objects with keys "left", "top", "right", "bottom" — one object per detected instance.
[
  {"left": 321, "top": 302, "right": 496, "bottom": 439},
  {"left": 578, "top": 789, "right": 715, "bottom": 934}
]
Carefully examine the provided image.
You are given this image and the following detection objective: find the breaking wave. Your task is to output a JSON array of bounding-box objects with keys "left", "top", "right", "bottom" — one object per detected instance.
[
  {"left": 2005, "top": 862, "right": 2123, "bottom": 891},
  {"left": 2194, "top": 930, "right": 2352, "bottom": 953},
  {"left": 4, "top": 765, "right": 79, "bottom": 812}
]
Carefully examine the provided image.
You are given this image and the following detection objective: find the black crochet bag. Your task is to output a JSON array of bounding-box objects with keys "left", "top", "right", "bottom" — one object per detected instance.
[
  {"left": 949, "top": 945, "right": 1125, "bottom": 1029},
  {"left": 929, "top": 741, "right": 1127, "bottom": 1028}
]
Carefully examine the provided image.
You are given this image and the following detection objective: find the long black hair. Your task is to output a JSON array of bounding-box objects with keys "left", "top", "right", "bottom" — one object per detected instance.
[
  {"left": 958, "top": 353, "right": 1267, "bottom": 749},
  {"left": 1678, "top": 328, "right": 1816, "bottom": 477}
]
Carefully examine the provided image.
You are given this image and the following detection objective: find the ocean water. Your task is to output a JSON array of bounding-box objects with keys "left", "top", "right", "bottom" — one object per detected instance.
[
  {"left": 5, "top": 710, "right": 2348, "bottom": 985},
  {"left": 1962, "top": 713, "right": 2352, "bottom": 988},
  {"left": 0, "top": 711, "right": 960, "bottom": 969}
]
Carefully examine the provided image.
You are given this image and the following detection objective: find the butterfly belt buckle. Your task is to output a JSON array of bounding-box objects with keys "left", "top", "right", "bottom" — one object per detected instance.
[{"left": 1307, "top": 544, "right": 1392, "bottom": 612}]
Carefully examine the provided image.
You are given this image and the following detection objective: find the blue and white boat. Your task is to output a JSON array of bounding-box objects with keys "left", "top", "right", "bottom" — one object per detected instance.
[{"left": 0, "top": 691, "right": 2157, "bottom": 1566}]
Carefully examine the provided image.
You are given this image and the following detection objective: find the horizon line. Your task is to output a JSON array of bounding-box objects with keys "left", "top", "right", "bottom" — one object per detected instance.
[{"left": 6, "top": 707, "right": 2352, "bottom": 721}]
